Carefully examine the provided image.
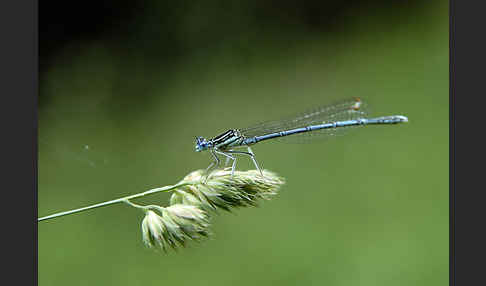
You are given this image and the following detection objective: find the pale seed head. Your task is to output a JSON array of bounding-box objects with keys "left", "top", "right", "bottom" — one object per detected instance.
[
  {"left": 170, "top": 169, "right": 285, "bottom": 212},
  {"left": 141, "top": 204, "right": 210, "bottom": 251}
]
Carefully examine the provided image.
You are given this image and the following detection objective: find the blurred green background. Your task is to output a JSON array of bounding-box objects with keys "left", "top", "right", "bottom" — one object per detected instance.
[{"left": 39, "top": 1, "right": 448, "bottom": 285}]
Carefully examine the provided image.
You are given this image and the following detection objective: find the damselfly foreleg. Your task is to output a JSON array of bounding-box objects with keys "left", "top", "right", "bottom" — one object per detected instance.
[{"left": 204, "top": 149, "right": 221, "bottom": 181}]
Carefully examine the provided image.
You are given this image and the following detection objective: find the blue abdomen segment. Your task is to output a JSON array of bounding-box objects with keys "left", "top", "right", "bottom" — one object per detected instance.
[{"left": 241, "top": 115, "right": 408, "bottom": 145}]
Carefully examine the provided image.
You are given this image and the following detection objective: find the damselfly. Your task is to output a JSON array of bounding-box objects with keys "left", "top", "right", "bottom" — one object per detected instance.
[{"left": 195, "top": 97, "right": 408, "bottom": 177}]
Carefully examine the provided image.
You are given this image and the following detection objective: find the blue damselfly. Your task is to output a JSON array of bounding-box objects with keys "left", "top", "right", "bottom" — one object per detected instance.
[{"left": 195, "top": 97, "right": 408, "bottom": 177}]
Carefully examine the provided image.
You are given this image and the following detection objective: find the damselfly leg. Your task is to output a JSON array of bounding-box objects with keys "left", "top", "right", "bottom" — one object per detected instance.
[
  {"left": 204, "top": 148, "right": 240, "bottom": 181},
  {"left": 225, "top": 146, "right": 264, "bottom": 177},
  {"left": 214, "top": 150, "right": 236, "bottom": 176},
  {"left": 205, "top": 147, "right": 264, "bottom": 179},
  {"left": 203, "top": 149, "right": 220, "bottom": 181},
  {"left": 224, "top": 157, "right": 231, "bottom": 167}
]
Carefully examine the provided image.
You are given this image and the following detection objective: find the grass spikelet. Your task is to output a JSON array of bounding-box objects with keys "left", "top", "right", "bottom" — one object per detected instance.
[
  {"left": 170, "top": 169, "right": 285, "bottom": 212},
  {"left": 141, "top": 204, "right": 210, "bottom": 251}
]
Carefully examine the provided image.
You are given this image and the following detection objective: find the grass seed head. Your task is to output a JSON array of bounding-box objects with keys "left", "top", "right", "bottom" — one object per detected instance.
[
  {"left": 141, "top": 205, "right": 210, "bottom": 251},
  {"left": 170, "top": 169, "right": 285, "bottom": 212}
]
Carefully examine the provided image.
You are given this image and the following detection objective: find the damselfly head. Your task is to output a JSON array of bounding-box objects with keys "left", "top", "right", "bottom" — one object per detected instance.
[{"left": 195, "top": 136, "right": 210, "bottom": 152}]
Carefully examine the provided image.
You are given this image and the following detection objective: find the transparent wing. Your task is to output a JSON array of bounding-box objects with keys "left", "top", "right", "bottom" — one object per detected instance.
[{"left": 240, "top": 98, "right": 368, "bottom": 142}]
